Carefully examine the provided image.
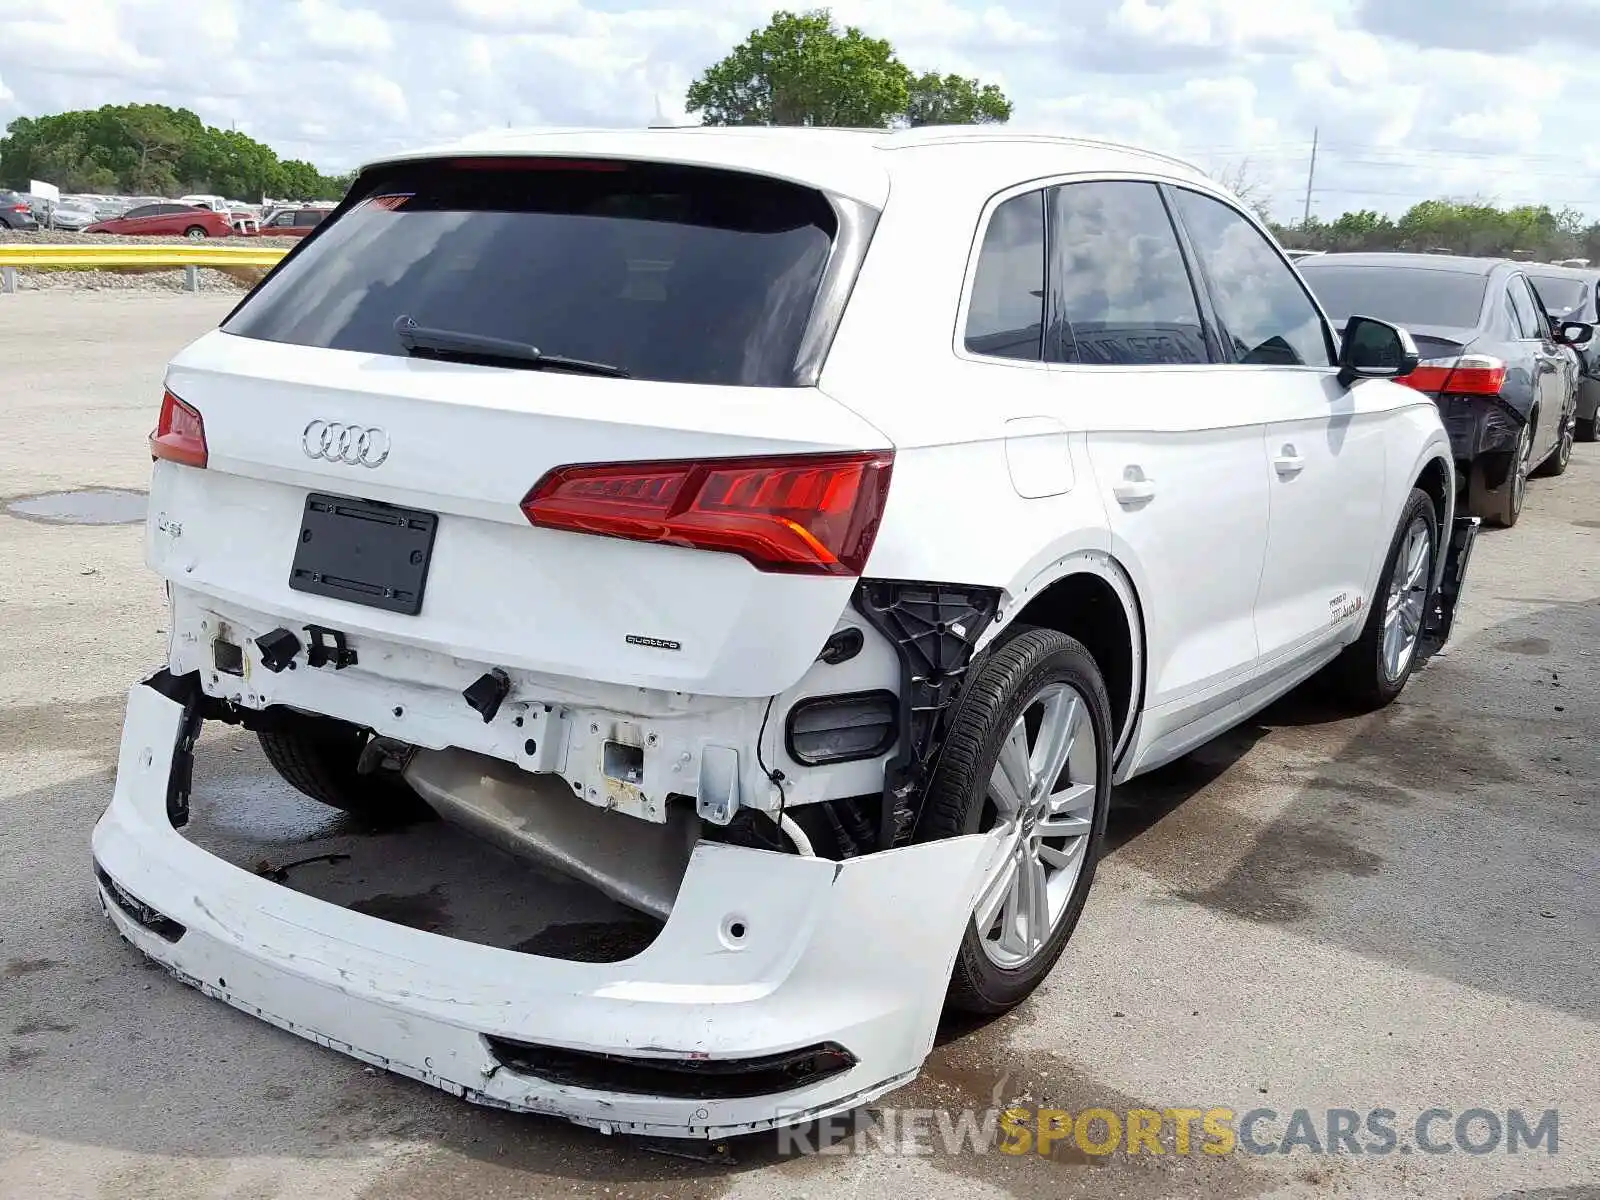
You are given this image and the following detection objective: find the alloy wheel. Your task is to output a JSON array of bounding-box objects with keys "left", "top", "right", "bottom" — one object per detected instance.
[
  {"left": 1511, "top": 424, "right": 1532, "bottom": 515},
  {"left": 972, "top": 682, "right": 1098, "bottom": 969},
  {"left": 1382, "top": 515, "right": 1433, "bottom": 682}
]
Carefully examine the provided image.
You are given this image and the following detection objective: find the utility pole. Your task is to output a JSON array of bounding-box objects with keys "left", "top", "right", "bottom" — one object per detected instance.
[{"left": 1302, "top": 126, "right": 1318, "bottom": 227}]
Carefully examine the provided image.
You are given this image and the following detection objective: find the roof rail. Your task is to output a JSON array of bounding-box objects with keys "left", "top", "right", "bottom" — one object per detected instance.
[
  {"left": 1052, "top": 135, "right": 1205, "bottom": 175},
  {"left": 880, "top": 126, "right": 1205, "bottom": 174}
]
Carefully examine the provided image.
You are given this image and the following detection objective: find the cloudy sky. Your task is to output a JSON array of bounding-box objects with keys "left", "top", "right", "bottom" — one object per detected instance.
[{"left": 2, "top": 0, "right": 1597, "bottom": 222}]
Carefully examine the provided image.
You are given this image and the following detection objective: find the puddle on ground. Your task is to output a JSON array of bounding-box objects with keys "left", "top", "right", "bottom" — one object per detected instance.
[{"left": 6, "top": 489, "right": 147, "bottom": 525}]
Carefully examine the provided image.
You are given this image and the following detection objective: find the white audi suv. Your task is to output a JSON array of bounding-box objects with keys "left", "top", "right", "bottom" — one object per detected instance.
[{"left": 94, "top": 125, "right": 1477, "bottom": 1139}]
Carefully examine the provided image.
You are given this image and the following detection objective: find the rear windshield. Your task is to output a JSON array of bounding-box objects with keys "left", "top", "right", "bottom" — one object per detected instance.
[
  {"left": 1529, "top": 274, "right": 1595, "bottom": 320},
  {"left": 224, "top": 159, "right": 840, "bottom": 386},
  {"left": 1298, "top": 264, "right": 1488, "bottom": 331}
]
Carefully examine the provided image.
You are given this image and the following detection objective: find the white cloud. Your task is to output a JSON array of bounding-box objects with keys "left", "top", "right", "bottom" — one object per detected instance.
[
  {"left": 296, "top": 1, "right": 394, "bottom": 56},
  {"left": 0, "top": 0, "right": 1593, "bottom": 218}
]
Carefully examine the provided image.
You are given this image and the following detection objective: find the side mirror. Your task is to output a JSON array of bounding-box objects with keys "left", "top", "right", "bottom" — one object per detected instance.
[
  {"left": 1556, "top": 320, "right": 1594, "bottom": 346},
  {"left": 1338, "top": 315, "right": 1420, "bottom": 387}
]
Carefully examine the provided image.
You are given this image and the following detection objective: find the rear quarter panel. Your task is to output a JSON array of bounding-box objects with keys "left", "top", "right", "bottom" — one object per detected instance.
[{"left": 822, "top": 145, "right": 1115, "bottom": 594}]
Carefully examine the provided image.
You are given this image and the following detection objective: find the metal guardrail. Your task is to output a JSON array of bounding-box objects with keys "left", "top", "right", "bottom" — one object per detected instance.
[{"left": 0, "top": 242, "right": 288, "bottom": 294}]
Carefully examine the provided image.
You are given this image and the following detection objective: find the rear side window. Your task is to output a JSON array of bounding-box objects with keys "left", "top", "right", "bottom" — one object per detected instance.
[
  {"left": 293, "top": 210, "right": 324, "bottom": 227},
  {"left": 1171, "top": 188, "right": 1332, "bottom": 367},
  {"left": 1509, "top": 276, "right": 1547, "bottom": 339},
  {"left": 225, "top": 159, "right": 841, "bottom": 387},
  {"left": 963, "top": 191, "right": 1046, "bottom": 361},
  {"left": 1049, "top": 181, "right": 1207, "bottom": 366}
]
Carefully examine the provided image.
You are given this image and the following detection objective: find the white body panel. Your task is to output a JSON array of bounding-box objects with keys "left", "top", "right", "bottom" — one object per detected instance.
[
  {"left": 1255, "top": 371, "right": 1393, "bottom": 663},
  {"left": 161, "top": 332, "right": 892, "bottom": 699}
]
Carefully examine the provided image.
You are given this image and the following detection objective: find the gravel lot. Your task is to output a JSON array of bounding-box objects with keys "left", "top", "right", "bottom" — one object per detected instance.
[
  {"left": 0, "top": 229, "right": 296, "bottom": 293},
  {"left": 0, "top": 292, "right": 1595, "bottom": 1200}
]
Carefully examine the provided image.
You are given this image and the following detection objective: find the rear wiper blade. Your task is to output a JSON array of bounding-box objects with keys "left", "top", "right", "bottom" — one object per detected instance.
[{"left": 393, "top": 315, "right": 629, "bottom": 378}]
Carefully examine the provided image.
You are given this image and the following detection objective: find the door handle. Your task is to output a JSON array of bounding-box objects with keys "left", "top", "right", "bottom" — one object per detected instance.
[
  {"left": 1273, "top": 446, "right": 1306, "bottom": 477},
  {"left": 1112, "top": 466, "right": 1155, "bottom": 506}
]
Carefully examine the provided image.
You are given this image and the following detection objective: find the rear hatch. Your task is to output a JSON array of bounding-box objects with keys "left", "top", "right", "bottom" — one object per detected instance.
[{"left": 156, "top": 155, "right": 892, "bottom": 699}]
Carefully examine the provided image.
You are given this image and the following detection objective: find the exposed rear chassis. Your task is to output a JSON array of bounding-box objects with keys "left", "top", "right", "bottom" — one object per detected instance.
[{"left": 92, "top": 677, "right": 1001, "bottom": 1138}]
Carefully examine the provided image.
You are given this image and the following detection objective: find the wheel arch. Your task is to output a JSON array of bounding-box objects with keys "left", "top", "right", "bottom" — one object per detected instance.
[
  {"left": 982, "top": 552, "right": 1145, "bottom": 767},
  {"left": 1393, "top": 426, "right": 1457, "bottom": 594},
  {"left": 1413, "top": 453, "right": 1452, "bottom": 533}
]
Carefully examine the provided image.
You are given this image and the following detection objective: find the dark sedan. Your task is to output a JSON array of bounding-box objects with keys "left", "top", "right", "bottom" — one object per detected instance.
[
  {"left": 1299, "top": 252, "right": 1590, "bottom": 528},
  {"left": 0, "top": 189, "right": 39, "bottom": 230},
  {"left": 1528, "top": 264, "right": 1600, "bottom": 442}
]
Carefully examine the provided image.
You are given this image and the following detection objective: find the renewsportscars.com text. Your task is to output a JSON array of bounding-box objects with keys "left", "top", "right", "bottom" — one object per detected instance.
[{"left": 775, "top": 1106, "right": 1560, "bottom": 1158}]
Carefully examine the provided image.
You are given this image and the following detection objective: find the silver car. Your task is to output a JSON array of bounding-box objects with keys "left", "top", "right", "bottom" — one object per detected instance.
[{"left": 47, "top": 199, "right": 99, "bottom": 231}]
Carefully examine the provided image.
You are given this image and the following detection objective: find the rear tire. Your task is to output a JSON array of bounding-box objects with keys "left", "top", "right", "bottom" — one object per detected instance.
[
  {"left": 917, "top": 628, "right": 1113, "bottom": 1017},
  {"left": 185, "top": 226, "right": 208, "bottom": 239},
  {"left": 1576, "top": 415, "right": 1597, "bottom": 443},
  {"left": 1326, "top": 487, "right": 1438, "bottom": 712},
  {"left": 257, "top": 712, "right": 429, "bottom": 826},
  {"left": 1531, "top": 411, "right": 1574, "bottom": 478},
  {"left": 1469, "top": 421, "right": 1532, "bottom": 529}
]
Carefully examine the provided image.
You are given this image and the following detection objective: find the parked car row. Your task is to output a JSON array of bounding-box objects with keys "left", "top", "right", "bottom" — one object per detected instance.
[
  {"left": 1298, "top": 252, "right": 1593, "bottom": 528},
  {"left": 0, "top": 189, "right": 335, "bottom": 237}
]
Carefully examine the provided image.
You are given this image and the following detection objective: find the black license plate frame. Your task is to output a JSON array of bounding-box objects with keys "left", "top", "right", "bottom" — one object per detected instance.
[{"left": 289, "top": 493, "right": 438, "bottom": 616}]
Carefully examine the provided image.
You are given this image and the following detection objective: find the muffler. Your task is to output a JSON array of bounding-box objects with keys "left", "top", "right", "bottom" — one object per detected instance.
[{"left": 402, "top": 748, "right": 699, "bottom": 921}]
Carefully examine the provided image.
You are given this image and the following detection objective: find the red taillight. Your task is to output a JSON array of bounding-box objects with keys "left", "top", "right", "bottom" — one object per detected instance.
[
  {"left": 150, "top": 390, "right": 208, "bottom": 468},
  {"left": 521, "top": 451, "right": 895, "bottom": 576},
  {"left": 1398, "top": 355, "right": 1507, "bottom": 396}
]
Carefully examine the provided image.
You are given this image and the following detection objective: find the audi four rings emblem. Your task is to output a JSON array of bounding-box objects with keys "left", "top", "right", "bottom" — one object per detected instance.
[{"left": 302, "top": 420, "right": 390, "bottom": 467}]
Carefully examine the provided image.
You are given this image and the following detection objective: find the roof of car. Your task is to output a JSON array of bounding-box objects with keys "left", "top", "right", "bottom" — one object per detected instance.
[
  {"left": 1525, "top": 262, "right": 1600, "bottom": 280},
  {"left": 358, "top": 125, "right": 1216, "bottom": 209},
  {"left": 1297, "top": 252, "right": 1508, "bottom": 275}
]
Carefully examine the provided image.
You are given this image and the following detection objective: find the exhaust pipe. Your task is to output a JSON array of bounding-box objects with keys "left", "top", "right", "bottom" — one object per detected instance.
[{"left": 402, "top": 748, "right": 699, "bottom": 921}]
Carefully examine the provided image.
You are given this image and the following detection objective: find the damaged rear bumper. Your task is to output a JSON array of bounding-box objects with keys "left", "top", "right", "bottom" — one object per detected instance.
[{"left": 92, "top": 680, "right": 999, "bottom": 1138}]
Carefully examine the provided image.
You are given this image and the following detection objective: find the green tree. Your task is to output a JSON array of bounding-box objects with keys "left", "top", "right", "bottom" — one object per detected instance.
[
  {"left": 0, "top": 103, "right": 346, "bottom": 200},
  {"left": 685, "top": 8, "right": 1012, "bottom": 129},
  {"left": 905, "top": 73, "right": 1012, "bottom": 126},
  {"left": 687, "top": 9, "right": 908, "bottom": 127}
]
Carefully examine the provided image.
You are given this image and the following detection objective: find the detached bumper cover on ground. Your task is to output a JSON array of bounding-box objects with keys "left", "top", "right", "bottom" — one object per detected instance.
[{"left": 93, "top": 681, "right": 1000, "bottom": 1138}]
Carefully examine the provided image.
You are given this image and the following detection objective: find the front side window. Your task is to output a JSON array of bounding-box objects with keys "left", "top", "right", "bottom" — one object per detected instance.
[
  {"left": 1171, "top": 188, "right": 1334, "bottom": 367},
  {"left": 123, "top": 205, "right": 157, "bottom": 220},
  {"left": 1529, "top": 274, "right": 1591, "bottom": 320},
  {"left": 1048, "top": 181, "right": 1208, "bottom": 365},
  {"left": 964, "top": 190, "right": 1045, "bottom": 361}
]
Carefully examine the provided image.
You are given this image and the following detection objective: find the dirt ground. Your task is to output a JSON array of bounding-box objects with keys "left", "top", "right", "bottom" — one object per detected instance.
[{"left": 1, "top": 292, "right": 1595, "bottom": 1199}]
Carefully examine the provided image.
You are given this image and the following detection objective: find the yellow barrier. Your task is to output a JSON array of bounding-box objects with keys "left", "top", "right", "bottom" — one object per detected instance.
[{"left": 0, "top": 242, "right": 289, "bottom": 268}]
